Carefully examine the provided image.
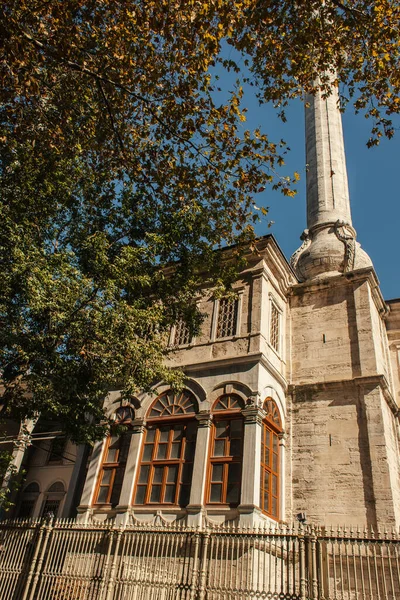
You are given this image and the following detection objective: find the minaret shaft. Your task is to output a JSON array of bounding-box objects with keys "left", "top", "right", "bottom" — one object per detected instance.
[
  {"left": 290, "top": 84, "right": 372, "bottom": 282},
  {"left": 305, "top": 90, "right": 352, "bottom": 228}
]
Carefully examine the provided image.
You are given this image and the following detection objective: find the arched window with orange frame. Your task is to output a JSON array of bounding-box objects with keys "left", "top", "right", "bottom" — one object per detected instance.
[
  {"left": 206, "top": 394, "right": 245, "bottom": 507},
  {"left": 94, "top": 405, "right": 135, "bottom": 507},
  {"left": 260, "top": 397, "right": 283, "bottom": 520},
  {"left": 134, "top": 390, "right": 198, "bottom": 507}
]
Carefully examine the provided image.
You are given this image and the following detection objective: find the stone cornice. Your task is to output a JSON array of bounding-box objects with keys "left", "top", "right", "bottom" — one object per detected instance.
[
  {"left": 288, "top": 267, "right": 389, "bottom": 318},
  {"left": 183, "top": 351, "right": 288, "bottom": 393},
  {"left": 288, "top": 374, "right": 398, "bottom": 416}
]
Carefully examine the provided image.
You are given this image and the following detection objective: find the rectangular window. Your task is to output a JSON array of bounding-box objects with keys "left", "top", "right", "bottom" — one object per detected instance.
[
  {"left": 95, "top": 433, "right": 131, "bottom": 506},
  {"left": 260, "top": 424, "right": 280, "bottom": 519},
  {"left": 134, "top": 421, "right": 197, "bottom": 507},
  {"left": 269, "top": 301, "right": 280, "bottom": 353},
  {"left": 216, "top": 297, "right": 239, "bottom": 339},
  {"left": 172, "top": 319, "right": 191, "bottom": 347},
  {"left": 207, "top": 418, "right": 243, "bottom": 506}
]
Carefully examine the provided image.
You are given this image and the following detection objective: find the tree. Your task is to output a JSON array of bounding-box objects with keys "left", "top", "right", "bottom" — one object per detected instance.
[{"left": 0, "top": 1, "right": 399, "bottom": 443}]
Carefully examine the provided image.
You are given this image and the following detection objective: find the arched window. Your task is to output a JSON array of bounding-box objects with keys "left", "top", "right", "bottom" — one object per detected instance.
[
  {"left": 94, "top": 432, "right": 131, "bottom": 506},
  {"left": 115, "top": 405, "right": 135, "bottom": 424},
  {"left": 134, "top": 390, "right": 198, "bottom": 507},
  {"left": 260, "top": 398, "right": 282, "bottom": 520},
  {"left": 41, "top": 481, "right": 65, "bottom": 518},
  {"left": 18, "top": 482, "right": 40, "bottom": 518},
  {"left": 207, "top": 394, "right": 245, "bottom": 507}
]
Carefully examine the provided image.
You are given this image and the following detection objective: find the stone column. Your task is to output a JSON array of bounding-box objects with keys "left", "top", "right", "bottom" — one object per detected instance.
[
  {"left": 238, "top": 405, "right": 264, "bottom": 526},
  {"left": 1, "top": 418, "right": 37, "bottom": 512},
  {"left": 115, "top": 419, "right": 146, "bottom": 525},
  {"left": 186, "top": 411, "right": 213, "bottom": 527},
  {"left": 76, "top": 439, "right": 105, "bottom": 522}
]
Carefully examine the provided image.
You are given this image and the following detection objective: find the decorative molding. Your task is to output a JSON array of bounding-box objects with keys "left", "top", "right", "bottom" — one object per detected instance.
[
  {"left": 334, "top": 220, "right": 356, "bottom": 272},
  {"left": 196, "top": 411, "right": 213, "bottom": 428},
  {"left": 242, "top": 406, "right": 265, "bottom": 426},
  {"left": 290, "top": 229, "right": 311, "bottom": 283},
  {"left": 131, "top": 419, "right": 146, "bottom": 435}
]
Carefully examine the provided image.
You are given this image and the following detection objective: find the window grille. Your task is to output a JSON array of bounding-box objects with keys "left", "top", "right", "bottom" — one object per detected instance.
[
  {"left": 270, "top": 302, "right": 280, "bottom": 352},
  {"left": 173, "top": 319, "right": 191, "bottom": 346},
  {"left": 216, "top": 297, "right": 238, "bottom": 339},
  {"left": 213, "top": 394, "right": 245, "bottom": 412},
  {"left": 149, "top": 390, "right": 197, "bottom": 418},
  {"left": 41, "top": 481, "right": 66, "bottom": 518}
]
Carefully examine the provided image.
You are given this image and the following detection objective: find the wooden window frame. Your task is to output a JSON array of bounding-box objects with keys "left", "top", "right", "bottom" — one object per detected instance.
[
  {"left": 134, "top": 416, "right": 197, "bottom": 507},
  {"left": 260, "top": 399, "right": 282, "bottom": 520},
  {"left": 133, "top": 389, "right": 198, "bottom": 507},
  {"left": 206, "top": 395, "right": 245, "bottom": 507},
  {"left": 94, "top": 433, "right": 130, "bottom": 506}
]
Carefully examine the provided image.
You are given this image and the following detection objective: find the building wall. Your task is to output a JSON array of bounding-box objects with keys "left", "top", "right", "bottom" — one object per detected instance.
[{"left": 8, "top": 239, "right": 400, "bottom": 530}]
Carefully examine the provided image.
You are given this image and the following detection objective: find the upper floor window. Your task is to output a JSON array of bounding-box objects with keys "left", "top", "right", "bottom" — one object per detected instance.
[
  {"left": 207, "top": 394, "right": 245, "bottom": 507},
  {"left": 260, "top": 398, "right": 282, "bottom": 520},
  {"left": 134, "top": 390, "right": 198, "bottom": 507},
  {"left": 171, "top": 319, "right": 192, "bottom": 347},
  {"left": 269, "top": 300, "right": 281, "bottom": 353},
  {"left": 216, "top": 297, "right": 239, "bottom": 339}
]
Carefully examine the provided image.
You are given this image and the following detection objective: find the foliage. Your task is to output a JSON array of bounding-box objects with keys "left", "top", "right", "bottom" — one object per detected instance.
[{"left": 0, "top": 1, "right": 399, "bottom": 442}]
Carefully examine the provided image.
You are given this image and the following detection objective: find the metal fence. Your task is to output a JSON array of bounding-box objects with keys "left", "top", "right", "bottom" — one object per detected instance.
[{"left": 0, "top": 519, "right": 399, "bottom": 600}]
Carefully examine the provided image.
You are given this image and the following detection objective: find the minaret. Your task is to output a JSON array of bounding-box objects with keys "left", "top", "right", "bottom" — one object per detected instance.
[{"left": 291, "top": 85, "right": 372, "bottom": 281}]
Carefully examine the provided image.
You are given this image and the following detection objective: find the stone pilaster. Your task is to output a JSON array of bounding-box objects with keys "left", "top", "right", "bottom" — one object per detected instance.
[
  {"left": 187, "top": 411, "right": 213, "bottom": 527},
  {"left": 76, "top": 439, "right": 105, "bottom": 522},
  {"left": 62, "top": 444, "right": 90, "bottom": 518},
  {"left": 238, "top": 405, "right": 264, "bottom": 525},
  {"left": 115, "top": 419, "right": 146, "bottom": 524},
  {"left": 358, "top": 381, "right": 400, "bottom": 528}
]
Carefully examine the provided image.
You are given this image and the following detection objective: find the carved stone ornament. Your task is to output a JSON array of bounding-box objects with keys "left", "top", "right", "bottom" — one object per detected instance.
[
  {"left": 290, "top": 229, "right": 311, "bottom": 282},
  {"left": 334, "top": 220, "right": 356, "bottom": 273}
]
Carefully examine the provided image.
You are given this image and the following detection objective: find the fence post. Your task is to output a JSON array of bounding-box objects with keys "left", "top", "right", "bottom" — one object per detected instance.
[
  {"left": 189, "top": 529, "right": 201, "bottom": 600},
  {"left": 98, "top": 526, "right": 117, "bottom": 600},
  {"left": 197, "top": 531, "right": 210, "bottom": 600},
  {"left": 299, "top": 526, "right": 307, "bottom": 600},
  {"left": 26, "top": 518, "right": 53, "bottom": 600},
  {"left": 104, "top": 526, "right": 124, "bottom": 600},
  {"left": 20, "top": 522, "right": 45, "bottom": 600},
  {"left": 310, "top": 525, "right": 319, "bottom": 599}
]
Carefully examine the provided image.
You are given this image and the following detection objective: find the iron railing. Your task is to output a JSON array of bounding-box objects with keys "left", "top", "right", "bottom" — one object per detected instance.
[{"left": 0, "top": 519, "right": 398, "bottom": 599}]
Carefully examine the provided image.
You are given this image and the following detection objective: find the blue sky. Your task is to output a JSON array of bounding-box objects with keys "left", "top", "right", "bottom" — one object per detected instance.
[{"left": 242, "top": 97, "right": 400, "bottom": 301}]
